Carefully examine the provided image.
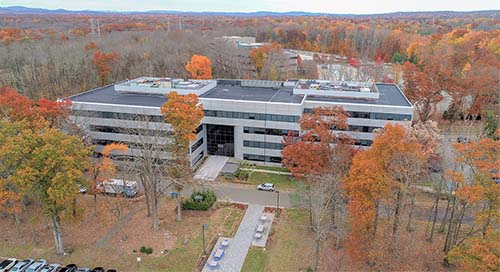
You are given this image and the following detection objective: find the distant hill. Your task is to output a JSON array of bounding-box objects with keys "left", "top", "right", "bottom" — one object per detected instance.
[{"left": 0, "top": 5, "right": 498, "bottom": 18}]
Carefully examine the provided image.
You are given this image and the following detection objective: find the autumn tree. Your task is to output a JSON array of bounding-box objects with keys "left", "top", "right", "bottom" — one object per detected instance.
[
  {"left": 249, "top": 43, "right": 283, "bottom": 78},
  {"left": 120, "top": 115, "right": 172, "bottom": 230},
  {"left": 402, "top": 61, "right": 445, "bottom": 122},
  {"left": 444, "top": 134, "right": 500, "bottom": 267},
  {"left": 93, "top": 50, "right": 118, "bottom": 85},
  {"left": 87, "top": 143, "right": 128, "bottom": 217},
  {"left": 185, "top": 54, "right": 212, "bottom": 79},
  {"left": 161, "top": 91, "right": 204, "bottom": 221},
  {"left": 282, "top": 106, "right": 350, "bottom": 177},
  {"left": 0, "top": 123, "right": 92, "bottom": 254},
  {"left": 344, "top": 124, "right": 427, "bottom": 263}
]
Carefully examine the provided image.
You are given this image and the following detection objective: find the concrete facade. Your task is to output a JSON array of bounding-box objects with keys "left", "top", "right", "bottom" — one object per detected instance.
[{"left": 68, "top": 78, "right": 413, "bottom": 166}]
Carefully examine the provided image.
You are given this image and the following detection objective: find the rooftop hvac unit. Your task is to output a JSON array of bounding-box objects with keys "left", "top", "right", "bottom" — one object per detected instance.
[{"left": 241, "top": 80, "right": 282, "bottom": 88}]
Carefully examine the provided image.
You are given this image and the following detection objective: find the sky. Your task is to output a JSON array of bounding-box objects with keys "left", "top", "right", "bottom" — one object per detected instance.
[{"left": 1, "top": 0, "right": 499, "bottom": 14}]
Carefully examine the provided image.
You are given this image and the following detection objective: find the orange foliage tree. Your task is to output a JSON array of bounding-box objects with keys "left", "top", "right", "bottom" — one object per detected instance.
[
  {"left": 344, "top": 124, "right": 427, "bottom": 263},
  {"left": 249, "top": 42, "right": 282, "bottom": 76},
  {"left": 445, "top": 134, "right": 500, "bottom": 268},
  {"left": 93, "top": 50, "right": 118, "bottom": 85},
  {"left": 185, "top": 55, "right": 212, "bottom": 79},
  {"left": 160, "top": 91, "right": 204, "bottom": 221}
]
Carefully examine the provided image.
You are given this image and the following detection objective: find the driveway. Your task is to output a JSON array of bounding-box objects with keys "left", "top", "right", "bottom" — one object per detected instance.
[{"left": 186, "top": 182, "right": 292, "bottom": 207}]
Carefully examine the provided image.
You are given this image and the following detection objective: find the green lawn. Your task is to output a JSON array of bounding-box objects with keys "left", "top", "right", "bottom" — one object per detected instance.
[
  {"left": 248, "top": 172, "right": 298, "bottom": 191},
  {"left": 241, "top": 209, "right": 315, "bottom": 272},
  {"left": 241, "top": 247, "right": 266, "bottom": 272},
  {"left": 253, "top": 165, "right": 291, "bottom": 173}
]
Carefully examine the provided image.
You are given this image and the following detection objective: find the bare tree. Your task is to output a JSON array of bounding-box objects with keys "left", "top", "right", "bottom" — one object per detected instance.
[{"left": 119, "top": 115, "right": 173, "bottom": 230}]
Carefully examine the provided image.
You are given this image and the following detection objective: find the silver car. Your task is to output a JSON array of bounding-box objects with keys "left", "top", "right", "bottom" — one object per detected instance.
[
  {"left": 257, "top": 183, "right": 275, "bottom": 192},
  {"left": 40, "top": 264, "right": 61, "bottom": 272},
  {"left": 26, "top": 260, "right": 47, "bottom": 272},
  {"left": 9, "top": 259, "right": 34, "bottom": 272}
]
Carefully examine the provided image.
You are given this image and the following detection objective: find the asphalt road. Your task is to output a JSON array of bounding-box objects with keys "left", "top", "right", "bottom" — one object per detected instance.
[{"left": 184, "top": 181, "right": 292, "bottom": 207}]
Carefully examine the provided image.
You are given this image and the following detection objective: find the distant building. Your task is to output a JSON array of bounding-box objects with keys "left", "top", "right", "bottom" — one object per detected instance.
[
  {"left": 69, "top": 77, "right": 413, "bottom": 166},
  {"left": 211, "top": 36, "right": 299, "bottom": 78}
]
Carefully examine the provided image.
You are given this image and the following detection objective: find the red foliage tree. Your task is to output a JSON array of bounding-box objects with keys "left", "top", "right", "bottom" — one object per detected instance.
[{"left": 93, "top": 50, "right": 118, "bottom": 85}]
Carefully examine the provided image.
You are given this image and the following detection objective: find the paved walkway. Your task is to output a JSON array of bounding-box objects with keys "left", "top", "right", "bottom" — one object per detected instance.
[
  {"left": 194, "top": 156, "right": 230, "bottom": 181},
  {"left": 203, "top": 204, "right": 264, "bottom": 272}
]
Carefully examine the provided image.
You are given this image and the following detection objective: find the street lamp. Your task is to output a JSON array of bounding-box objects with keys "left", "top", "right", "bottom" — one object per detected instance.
[
  {"left": 202, "top": 223, "right": 209, "bottom": 256},
  {"left": 274, "top": 190, "right": 280, "bottom": 218},
  {"left": 136, "top": 256, "right": 141, "bottom": 271}
]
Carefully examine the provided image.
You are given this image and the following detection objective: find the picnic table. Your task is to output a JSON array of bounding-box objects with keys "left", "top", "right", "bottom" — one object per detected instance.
[
  {"left": 208, "top": 260, "right": 218, "bottom": 269},
  {"left": 256, "top": 224, "right": 265, "bottom": 233},
  {"left": 214, "top": 248, "right": 224, "bottom": 260}
]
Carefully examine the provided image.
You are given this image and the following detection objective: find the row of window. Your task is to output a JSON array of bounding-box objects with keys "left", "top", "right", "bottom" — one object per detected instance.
[
  {"left": 204, "top": 110, "right": 300, "bottom": 123},
  {"left": 243, "top": 153, "right": 282, "bottom": 163},
  {"left": 303, "top": 108, "right": 411, "bottom": 121},
  {"left": 92, "top": 139, "right": 169, "bottom": 152},
  {"left": 72, "top": 110, "right": 164, "bottom": 122},
  {"left": 89, "top": 125, "right": 172, "bottom": 137},
  {"left": 190, "top": 138, "right": 204, "bottom": 153},
  {"left": 195, "top": 125, "right": 203, "bottom": 134},
  {"left": 354, "top": 139, "right": 373, "bottom": 146},
  {"left": 243, "top": 126, "right": 299, "bottom": 136},
  {"left": 244, "top": 140, "right": 283, "bottom": 150},
  {"left": 348, "top": 125, "right": 379, "bottom": 133}
]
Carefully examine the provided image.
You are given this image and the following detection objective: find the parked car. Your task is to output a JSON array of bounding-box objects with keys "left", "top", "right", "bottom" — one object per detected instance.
[
  {"left": 59, "top": 264, "right": 77, "bottom": 272},
  {"left": 257, "top": 183, "right": 275, "bottom": 192},
  {"left": 457, "top": 136, "right": 471, "bottom": 143},
  {"left": 76, "top": 268, "right": 90, "bottom": 272},
  {"left": 0, "top": 258, "right": 17, "bottom": 272},
  {"left": 90, "top": 268, "right": 105, "bottom": 272},
  {"left": 26, "top": 259, "right": 47, "bottom": 272},
  {"left": 40, "top": 264, "right": 61, "bottom": 272},
  {"left": 9, "top": 259, "right": 34, "bottom": 272}
]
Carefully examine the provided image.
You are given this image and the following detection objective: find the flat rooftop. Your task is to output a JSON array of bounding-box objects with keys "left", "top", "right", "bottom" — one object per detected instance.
[
  {"left": 69, "top": 79, "right": 411, "bottom": 108},
  {"left": 69, "top": 84, "right": 167, "bottom": 107},
  {"left": 305, "top": 83, "right": 411, "bottom": 107},
  {"left": 200, "top": 80, "right": 304, "bottom": 104}
]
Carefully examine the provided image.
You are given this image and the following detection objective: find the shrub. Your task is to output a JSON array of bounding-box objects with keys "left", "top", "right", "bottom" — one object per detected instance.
[
  {"left": 140, "top": 246, "right": 153, "bottom": 255},
  {"left": 235, "top": 160, "right": 253, "bottom": 180},
  {"left": 182, "top": 189, "right": 217, "bottom": 211}
]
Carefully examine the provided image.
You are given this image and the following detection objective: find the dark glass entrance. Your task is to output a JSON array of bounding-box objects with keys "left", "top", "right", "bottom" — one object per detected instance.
[{"left": 206, "top": 124, "right": 234, "bottom": 156}]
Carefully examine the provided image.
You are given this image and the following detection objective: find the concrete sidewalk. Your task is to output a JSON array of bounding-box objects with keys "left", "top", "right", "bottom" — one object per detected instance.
[
  {"left": 194, "top": 156, "right": 229, "bottom": 181},
  {"left": 202, "top": 204, "right": 264, "bottom": 272}
]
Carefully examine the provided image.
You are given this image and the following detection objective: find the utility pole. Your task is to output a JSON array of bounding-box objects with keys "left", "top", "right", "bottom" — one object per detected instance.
[{"left": 96, "top": 19, "right": 101, "bottom": 37}]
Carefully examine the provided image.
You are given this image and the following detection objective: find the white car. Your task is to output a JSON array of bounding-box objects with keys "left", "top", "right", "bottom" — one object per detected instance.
[
  {"left": 257, "top": 183, "right": 275, "bottom": 192},
  {"left": 26, "top": 259, "right": 47, "bottom": 272},
  {"left": 9, "top": 259, "right": 34, "bottom": 272},
  {"left": 0, "top": 258, "right": 17, "bottom": 272}
]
